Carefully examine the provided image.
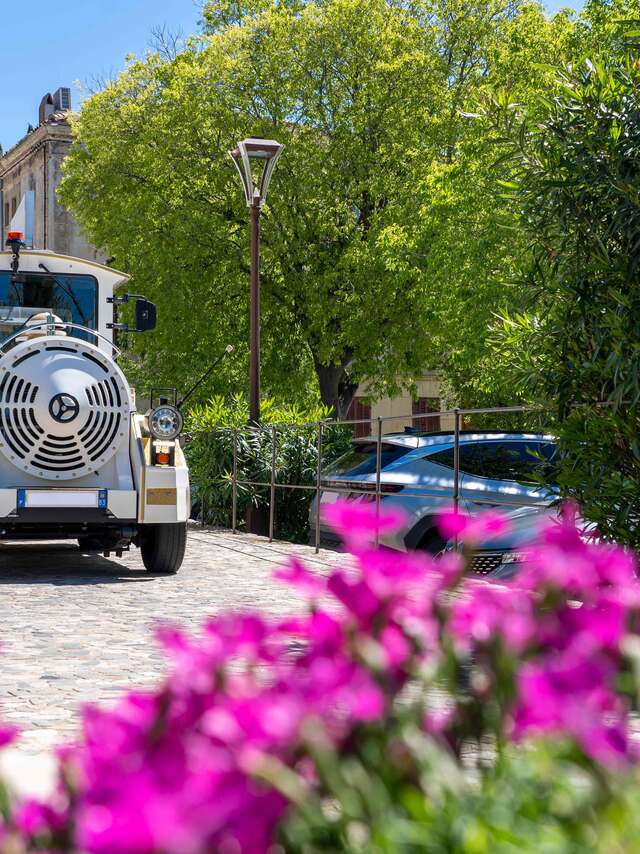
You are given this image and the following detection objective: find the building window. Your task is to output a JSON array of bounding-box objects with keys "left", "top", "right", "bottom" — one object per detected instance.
[
  {"left": 347, "top": 397, "right": 372, "bottom": 438},
  {"left": 412, "top": 397, "right": 441, "bottom": 433},
  {"left": 10, "top": 198, "right": 17, "bottom": 219},
  {"left": 3, "top": 203, "right": 8, "bottom": 231}
]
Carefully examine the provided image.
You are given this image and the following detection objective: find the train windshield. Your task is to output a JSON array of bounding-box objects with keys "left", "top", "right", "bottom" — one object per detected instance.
[{"left": 0, "top": 272, "right": 98, "bottom": 344}]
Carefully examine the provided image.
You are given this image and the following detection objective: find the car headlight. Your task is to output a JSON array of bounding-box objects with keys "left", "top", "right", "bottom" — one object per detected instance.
[
  {"left": 500, "top": 551, "right": 525, "bottom": 565},
  {"left": 148, "top": 405, "right": 183, "bottom": 440}
]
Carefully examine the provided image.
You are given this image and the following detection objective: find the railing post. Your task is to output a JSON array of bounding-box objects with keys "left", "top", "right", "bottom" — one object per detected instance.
[
  {"left": 232, "top": 427, "right": 238, "bottom": 534},
  {"left": 453, "top": 408, "right": 460, "bottom": 515},
  {"left": 269, "top": 425, "right": 277, "bottom": 542},
  {"left": 375, "top": 416, "right": 382, "bottom": 548},
  {"left": 315, "top": 421, "right": 323, "bottom": 554}
]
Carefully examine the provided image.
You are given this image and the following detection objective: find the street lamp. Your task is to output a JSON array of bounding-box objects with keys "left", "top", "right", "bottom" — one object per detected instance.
[{"left": 229, "top": 138, "right": 284, "bottom": 425}]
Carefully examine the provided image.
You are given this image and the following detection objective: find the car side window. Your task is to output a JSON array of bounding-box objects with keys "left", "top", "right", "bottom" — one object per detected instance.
[
  {"left": 462, "top": 442, "right": 555, "bottom": 482},
  {"left": 427, "top": 447, "right": 455, "bottom": 468},
  {"left": 427, "top": 442, "right": 556, "bottom": 483}
]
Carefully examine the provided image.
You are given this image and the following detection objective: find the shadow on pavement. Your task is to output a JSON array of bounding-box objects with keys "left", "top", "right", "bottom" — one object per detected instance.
[{"left": 0, "top": 543, "right": 152, "bottom": 584}]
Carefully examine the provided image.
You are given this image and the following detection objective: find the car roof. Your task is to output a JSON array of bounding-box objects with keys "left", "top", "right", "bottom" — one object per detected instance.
[{"left": 353, "top": 430, "right": 556, "bottom": 449}]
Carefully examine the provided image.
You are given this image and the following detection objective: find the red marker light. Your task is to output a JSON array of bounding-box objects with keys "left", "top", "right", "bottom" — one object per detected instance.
[{"left": 7, "top": 231, "right": 24, "bottom": 241}]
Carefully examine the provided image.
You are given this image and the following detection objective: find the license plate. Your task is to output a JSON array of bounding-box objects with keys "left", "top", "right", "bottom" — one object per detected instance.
[
  {"left": 17, "top": 489, "right": 107, "bottom": 509},
  {"left": 320, "top": 490, "right": 340, "bottom": 504}
]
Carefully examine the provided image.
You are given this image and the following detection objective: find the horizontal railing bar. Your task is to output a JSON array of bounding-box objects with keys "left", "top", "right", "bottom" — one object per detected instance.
[
  {"left": 456, "top": 405, "right": 541, "bottom": 416},
  {"left": 187, "top": 404, "right": 559, "bottom": 434},
  {"left": 230, "top": 479, "right": 552, "bottom": 506}
]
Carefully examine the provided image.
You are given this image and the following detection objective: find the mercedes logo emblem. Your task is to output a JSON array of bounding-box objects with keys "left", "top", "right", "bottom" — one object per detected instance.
[{"left": 49, "top": 393, "right": 80, "bottom": 424}]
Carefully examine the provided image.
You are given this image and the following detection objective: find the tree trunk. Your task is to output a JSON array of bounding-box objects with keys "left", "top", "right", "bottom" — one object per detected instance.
[{"left": 314, "top": 358, "right": 358, "bottom": 420}]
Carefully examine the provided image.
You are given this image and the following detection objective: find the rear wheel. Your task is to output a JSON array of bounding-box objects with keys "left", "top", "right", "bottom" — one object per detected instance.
[{"left": 139, "top": 522, "right": 187, "bottom": 574}]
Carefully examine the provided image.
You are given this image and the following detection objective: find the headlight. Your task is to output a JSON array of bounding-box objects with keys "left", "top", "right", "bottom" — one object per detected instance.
[
  {"left": 148, "top": 405, "right": 183, "bottom": 440},
  {"left": 500, "top": 551, "right": 525, "bottom": 565}
]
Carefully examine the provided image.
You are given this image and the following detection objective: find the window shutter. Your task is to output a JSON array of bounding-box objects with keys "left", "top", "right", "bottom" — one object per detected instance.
[
  {"left": 347, "top": 397, "right": 372, "bottom": 438},
  {"left": 412, "top": 397, "right": 441, "bottom": 432}
]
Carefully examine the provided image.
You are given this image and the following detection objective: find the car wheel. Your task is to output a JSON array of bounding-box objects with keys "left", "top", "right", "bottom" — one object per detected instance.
[
  {"left": 416, "top": 529, "right": 446, "bottom": 555},
  {"left": 140, "top": 523, "right": 187, "bottom": 574}
]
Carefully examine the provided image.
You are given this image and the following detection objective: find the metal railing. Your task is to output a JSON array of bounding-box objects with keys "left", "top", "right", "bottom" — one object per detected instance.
[{"left": 196, "top": 403, "right": 559, "bottom": 552}]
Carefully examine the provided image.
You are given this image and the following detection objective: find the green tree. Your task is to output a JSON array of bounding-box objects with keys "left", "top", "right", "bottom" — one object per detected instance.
[
  {"left": 489, "top": 52, "right": 640, "bottom": 547},
  {"left": 60, "top": 0, "right": 574, "bottom": 415}
]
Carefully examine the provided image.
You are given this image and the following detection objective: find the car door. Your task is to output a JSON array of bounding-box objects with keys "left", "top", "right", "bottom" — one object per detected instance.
[{"left": 460, "top": 440, "right": 557, "bottom": 514}]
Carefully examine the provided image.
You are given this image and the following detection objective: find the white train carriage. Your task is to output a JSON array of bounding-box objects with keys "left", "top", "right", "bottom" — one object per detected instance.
[{"left": 0, "top": 234, "right": 189, "bottom": 574}]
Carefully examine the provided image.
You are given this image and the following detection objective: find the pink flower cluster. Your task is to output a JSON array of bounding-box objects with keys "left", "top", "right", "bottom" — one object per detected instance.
[
  {"left": 0, "top": 501, "right": 637, "bottom": 853},
  {"left": 443, "top": 504, "right": 640, "bottom": 766}
]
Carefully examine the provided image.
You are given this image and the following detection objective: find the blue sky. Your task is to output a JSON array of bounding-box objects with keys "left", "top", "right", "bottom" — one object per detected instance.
[
  {"left": 1, "top": 0, "right": 202, "bottom": 152},
  {"left": 1, "top": 0, "right": 582, "bottom": 153}
]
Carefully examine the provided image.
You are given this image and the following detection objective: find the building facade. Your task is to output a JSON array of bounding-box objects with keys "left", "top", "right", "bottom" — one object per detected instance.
[
  {"left": 348, "top": 371, "right": 453, "bottom": 437},
  {"left": 0, "top": 88, "right": 103, "bottom": 262}
]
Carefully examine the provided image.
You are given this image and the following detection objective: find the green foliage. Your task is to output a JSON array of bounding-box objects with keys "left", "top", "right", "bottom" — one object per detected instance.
[
  {"left": 59, "top": 0, "right": 589, "bottom": 415},
  {"left": 488, "top": 54, "right": 640, "bottom": 548},
  {"left": 280, "top": 737, "right": 640, "bottom": 853},
  {"left": 185, "top": 396, "right": 351, "bottom": 541},
  {"left": 415, "top": 0, "right": 640, "bottom": 409}
]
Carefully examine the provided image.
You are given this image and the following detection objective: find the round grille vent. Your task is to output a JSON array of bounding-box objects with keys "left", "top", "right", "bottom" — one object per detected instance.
[{"left": 0, "top": 337, "right": 131, "bottom": 481}]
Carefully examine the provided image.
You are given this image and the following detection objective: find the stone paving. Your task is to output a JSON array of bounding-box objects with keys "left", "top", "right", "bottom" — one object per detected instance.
[{"left": 0, "top": 524, "right": 347, "bottom": 756}]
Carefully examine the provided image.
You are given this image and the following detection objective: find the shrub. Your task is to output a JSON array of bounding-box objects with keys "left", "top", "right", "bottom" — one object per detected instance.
[
  {"left": 2, "top": 503, "right": 640, "bottom": 852},
  {"left": 185, "top": 396, "right": 352, "bottom": 542},
  {"left": 491, "top": 54, "right": 640, "bottom": 549}
]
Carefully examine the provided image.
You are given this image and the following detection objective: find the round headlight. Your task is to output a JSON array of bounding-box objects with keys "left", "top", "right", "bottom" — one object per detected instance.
[{"left": 148, "top": 405, "right": 183, "bottom": 440}]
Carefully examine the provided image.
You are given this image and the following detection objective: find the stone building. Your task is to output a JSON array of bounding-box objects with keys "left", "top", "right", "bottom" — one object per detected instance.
[{"left": 0, "top": 87, "right": 103, "bottom": 262}]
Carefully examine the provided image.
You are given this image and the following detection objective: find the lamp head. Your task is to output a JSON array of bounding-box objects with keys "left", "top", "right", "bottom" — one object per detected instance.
[{"left": 229, "top": 137, "right": 284, "bottom": 207}]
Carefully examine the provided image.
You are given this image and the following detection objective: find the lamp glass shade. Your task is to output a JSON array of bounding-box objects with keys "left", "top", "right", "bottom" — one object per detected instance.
[{"left": 229, "top": 138, "right": 284, "bottom": 206}]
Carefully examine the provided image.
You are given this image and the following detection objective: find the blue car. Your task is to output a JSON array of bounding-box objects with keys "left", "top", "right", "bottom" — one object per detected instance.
[{"left": 310, "top": 430, "right": 558, "bottom": 552}]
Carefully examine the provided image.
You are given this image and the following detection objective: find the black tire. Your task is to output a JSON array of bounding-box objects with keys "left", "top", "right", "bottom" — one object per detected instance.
[
  {"left": 139, "top": 522, "right": 187, "bottom": 574},
  {"left": 416, "top": 529, "right": 446, "bottom": 555}
]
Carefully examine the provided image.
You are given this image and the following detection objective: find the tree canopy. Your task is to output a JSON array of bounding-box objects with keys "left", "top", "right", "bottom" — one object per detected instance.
[
  {"left": 61, "top": 0, "right": 631, "bottom": 414},
  {"left": 60, "top": 0, "right": 585, "bottom": 414}
]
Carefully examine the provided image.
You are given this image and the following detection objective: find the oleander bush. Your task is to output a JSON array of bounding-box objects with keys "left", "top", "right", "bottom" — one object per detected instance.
[
  {"left": 1, "top": 503, "right": 640, "bottom": 853},
  {"left": 185, "top": 396, "right": 352, "bottom": 541},
  {"left": 492, "top": 54, "right": 640, "bottom": 550}
]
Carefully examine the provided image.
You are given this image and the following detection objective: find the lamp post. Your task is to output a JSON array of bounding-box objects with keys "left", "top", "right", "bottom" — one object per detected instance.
[{"left": 229, "top": 138, "right": 284, "bottom": 425}]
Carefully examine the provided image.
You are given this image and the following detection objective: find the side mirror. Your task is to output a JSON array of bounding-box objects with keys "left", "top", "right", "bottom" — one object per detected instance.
[
  {"left": 135, "top": 298, "right": 157, "bottom": 332},
  {"left": 107, "top": 293, "right": 158, "bottom": 333}
]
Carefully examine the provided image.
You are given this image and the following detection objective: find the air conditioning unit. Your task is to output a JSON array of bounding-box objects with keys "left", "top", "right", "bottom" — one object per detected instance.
[{"left": 53, "top": 87, "right": 71, "bottom": 112}]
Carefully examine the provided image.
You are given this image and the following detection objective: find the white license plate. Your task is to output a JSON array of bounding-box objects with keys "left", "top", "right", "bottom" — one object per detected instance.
[
  {"left": 320, "top": 490, "right": 340, "bottom": 504},
  {"left": 23, "top": 490, "right": 99, "bottom": 509}
]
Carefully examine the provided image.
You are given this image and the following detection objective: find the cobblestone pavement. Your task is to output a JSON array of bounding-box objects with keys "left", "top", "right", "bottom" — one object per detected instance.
[{"left": 0, "top": 525, "right": 347, "bottom": 755}]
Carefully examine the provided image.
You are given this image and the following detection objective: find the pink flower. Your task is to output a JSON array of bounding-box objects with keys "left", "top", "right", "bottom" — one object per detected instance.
[
  {"left": 436, "top": 509, "right": 468, "bottom": 540},
  {"left": 436, "top": 508, "right": 511, "bottom": 544},
  {"left": 274, "top": 558, "right": 325, "bottom": 599},
  {"left": 380, "top": 624, "right": 412, "bottom": 668},
  {"left": 2, "top": 494, "right": 639, "bottom": 854},
  {"left": 0, "top": 723, "right": 19, "bottom": 748},
  {"left": 512, "top": 656, "right": 632, "bottom": 768},
  {"left": 357, "top": 547, "right": 433, "bottom": 598},
  {"left": 423, "top": 706, "right": 455, "bottom": 735},
  {"left": 322, "top": 501, "right": 407, "bottom": 547},
  {"left": 342, "top": 668, "right": 386, "bottom": 721},
  {"left": 327, "top": 570, "right": 379, "bottom": 625},
  {"left": 450, "top": 582, "right": 535, "bottom": 651},
  {"left": 14, "top": 799, "right": 68, "bottom": 837}
]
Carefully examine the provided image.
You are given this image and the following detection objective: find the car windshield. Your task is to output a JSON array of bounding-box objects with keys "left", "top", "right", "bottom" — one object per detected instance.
[
  {"left": 323, "top": 442, "right": 412, "bottom": 477},
  {"left": 0, "top": 272, "right": 98, "bottom": 344}
]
